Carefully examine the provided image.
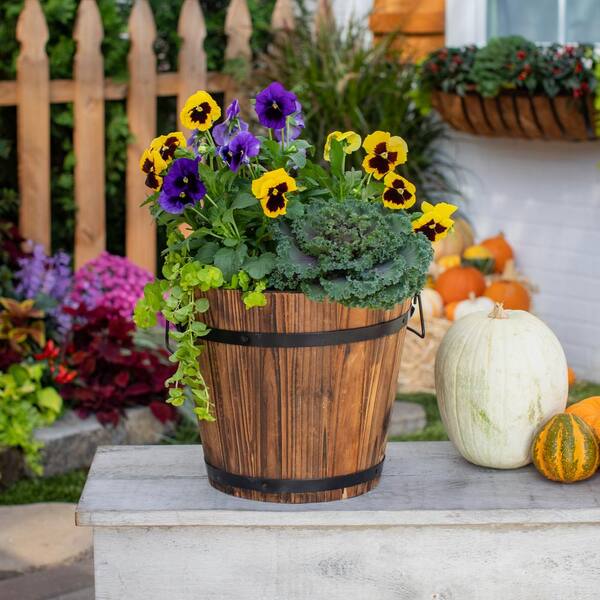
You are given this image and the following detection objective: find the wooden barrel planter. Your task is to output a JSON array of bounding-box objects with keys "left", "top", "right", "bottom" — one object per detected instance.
[
  {"left": 370, "top": 0, "right": 445, "bottom": 60},
  {"left": 197, "top": 290, "right": 415, "bottom": 503},
  {"left": 432, "top": 90, "right": 598, "bottom": 141}
]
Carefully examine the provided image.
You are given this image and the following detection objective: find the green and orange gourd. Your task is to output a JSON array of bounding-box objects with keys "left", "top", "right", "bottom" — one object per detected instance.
[{"left": 531, "top": 414, "right": 599, "bottom": 483}]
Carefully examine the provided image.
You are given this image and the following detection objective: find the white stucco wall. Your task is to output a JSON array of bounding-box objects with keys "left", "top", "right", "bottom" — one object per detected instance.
[{"left": 447, "top": 134, "right": 600, "bottom": 381}]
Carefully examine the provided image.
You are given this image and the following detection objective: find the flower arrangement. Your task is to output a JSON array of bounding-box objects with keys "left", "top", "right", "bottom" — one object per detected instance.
[
  {"left": 135, "top": 83, "right": 457, "bottom": 420},
  {"left": 418, "top": 36, "right": 598, "bottom": 103}
]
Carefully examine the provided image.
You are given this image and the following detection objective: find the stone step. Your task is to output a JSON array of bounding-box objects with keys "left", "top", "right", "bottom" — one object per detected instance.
[
  {"left": 0, "top": 503, "right": 91, "bottom": 578},
  {"left": 0, "top": 557, "right": 93, "bottom": 600},
  {"left": 1, "top": 406, "right": 175, "bottom": 484},
  {"left": 388, "top": 400, "right": 426, "bottom": 436}
]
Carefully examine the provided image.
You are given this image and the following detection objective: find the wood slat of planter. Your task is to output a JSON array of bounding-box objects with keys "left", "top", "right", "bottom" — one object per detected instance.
[
  {"left": 198, "top": 290, "right": 413, "bottom": 503},
  {"left": 73, "top": 0, "right": 105, "bottom": 269}
]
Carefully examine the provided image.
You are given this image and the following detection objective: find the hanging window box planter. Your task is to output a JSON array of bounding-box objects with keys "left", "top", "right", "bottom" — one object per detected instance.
[
  {"left": 431, "top": 90, "right": 597, "bottom": 141},
  {"left": 418, "top": 37, "right": 600, "bottom": 142}
]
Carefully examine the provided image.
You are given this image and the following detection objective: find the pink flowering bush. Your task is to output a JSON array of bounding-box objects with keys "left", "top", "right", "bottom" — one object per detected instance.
[{"left": 69, "top": 252, "right": 153, "bottom": 319}]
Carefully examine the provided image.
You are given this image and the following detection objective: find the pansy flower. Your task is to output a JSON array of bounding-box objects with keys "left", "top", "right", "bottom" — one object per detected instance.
[
  {"left": 323, "top": 130, "right": 362, "bottom": 161},
  {"left": 150, "top": 131, "right": 187, "bottom": 163},
  {"left": 382, "top": 172, "right": 416, "bottom": 210},
  {"left": 139, "top": 149, "right": 167, "bottom": 191},
  {"left": 180, "top": 90, "right": 221, "bottom": 131},
  {"left": 219, "top": 131, "right": 261, "bottom": 173},
  {"left": 362, "top": 131, "right": 408, "bottom": 179},
  {"left": 255, "top": 82, "right": 298, "bottom": 130},
  {"left": 213, "top": 99, "right": 249, "bottom": 146},
  {"left": 158, "top": 157, "right": 206, "bottom": 214},
  {"left": 251, "top": 168, "right": 297, "bottom": 218},
  {"left": 411, "top": 201, "right": 457, "bottom": 242},
  {"left": 274, "top": 101, "right": 305, "bottom": 142}
]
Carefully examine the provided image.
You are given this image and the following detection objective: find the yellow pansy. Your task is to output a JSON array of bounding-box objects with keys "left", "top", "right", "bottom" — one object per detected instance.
[
  {"left": 323, "top": 130, "right": 362, "bottom": 161},
  {"left": 139, "top": 148, "right": 167, "bottom": 191},
  {"left": 362, "top": 131, "right": 408, "bottom": 179},
  {"left": 382, "top": 172, "right": 416, "bottom": 210},
  {"left": 180, "top": 91, "right": 221, "bottom": 131},
  {"left": 412, "top": 201, "right": 458, "bottom": 242},
  {"left": 150, "top": 131, "right": 187, "bottom": 163},
  {"left": 251, "top": 168, "right": 298, "bottom": 218}
]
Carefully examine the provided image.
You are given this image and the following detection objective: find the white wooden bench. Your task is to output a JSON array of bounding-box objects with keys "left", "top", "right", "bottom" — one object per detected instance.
[{"left": 76, "top": 442, "right": 600, "bottom": 599}]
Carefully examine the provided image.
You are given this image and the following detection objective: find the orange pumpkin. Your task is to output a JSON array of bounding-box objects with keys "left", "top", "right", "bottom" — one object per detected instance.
[
  {"left": 481, "top": 233, "right": 514, "bottom": 273},
  {"left": 484, "top": 280, "right": 531, "bottom": 311},
  {"left": 566, "top": 397, "right": 600, "bottom": 440},
  {"left": 444, "top": 301, "right": 459, "bottom": 321},
  {"left": 567, "top": 367, "right": 576, "bottom": 387},
  {"left": 435, "top": 266, "right": 486, "bottom": 304}
]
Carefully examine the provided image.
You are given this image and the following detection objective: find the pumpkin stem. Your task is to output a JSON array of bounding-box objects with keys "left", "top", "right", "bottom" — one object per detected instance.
[{"left": 489, "top": 303, "right": 508, "bottom": 319}]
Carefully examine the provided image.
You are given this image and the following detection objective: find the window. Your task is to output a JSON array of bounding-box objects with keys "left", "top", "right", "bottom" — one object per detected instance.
[
  {"left": 445, "top": 0, "right": 600, "bottom": 46},
  {"left": 487, "top": 0, "right": 600, "bottom": 43}
]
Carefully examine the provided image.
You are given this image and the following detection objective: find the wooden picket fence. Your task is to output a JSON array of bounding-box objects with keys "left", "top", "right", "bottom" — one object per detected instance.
[{"left": 0, "top": 0, "right": 333, "bottom": 273}]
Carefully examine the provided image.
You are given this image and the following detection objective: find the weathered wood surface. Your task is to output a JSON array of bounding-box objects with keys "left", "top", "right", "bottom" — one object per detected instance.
[
  {"left": 126, "top": 0, "right": 157, "bottom": 273},
  {"left": 16, "top": 0, "right": 51, "bottom": 251},
  {"left": 73, "top": 0, "right": 105, "bottom": 268},
  {"left": 198, "top": 291, "right": 412, "bottom": 503},
  {"left": 271, "top": 0, "right": 295, "bottom": 30},
  {"left": 76, "top": 443, "right": 600, "bottom": 527},
  {"left": 78, "top": 444, "right": 600, "bottom": 600}
]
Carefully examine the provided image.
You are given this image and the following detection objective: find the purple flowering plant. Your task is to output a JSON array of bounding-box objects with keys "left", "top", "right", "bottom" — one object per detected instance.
[
  {"left": 134, "top": 84, "right": 443, "bottom": 420},
  {"left": 69, "top": 252, "right": 153, "bottom": 320},
  {"left": 14, "top": 244, "right": 73, "bottom": 338}
]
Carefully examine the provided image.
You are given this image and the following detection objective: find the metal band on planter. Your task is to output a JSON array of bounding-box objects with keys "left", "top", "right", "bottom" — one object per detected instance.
[
  {"left": 164, "top": 295, "right": 425, "bottom": 351},
  {"left": 205, "top": 458, "right": 385, "bottom": 494}
]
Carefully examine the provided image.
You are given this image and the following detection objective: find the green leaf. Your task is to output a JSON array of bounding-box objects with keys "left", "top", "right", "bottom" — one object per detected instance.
[
  {"left": 36, "top": 387, "right": 62, "bottom": 415},
  {"left": 231, "top": 193, "right": 257, "bottom": 210},
  {"left": 243, "top": 253, "right": 275, "bottom": 279},
  {"left": 214, "top": 248, "right": 241, "bottom": 282},
  {"left": 195, "top": 241, "right": 219, "bottom": 263},
  {"left": 329, "top": 137, "right": 345, "bottom": 178},
  {"left": 243, "top": 290, "right": 267, "bottom": 309}
]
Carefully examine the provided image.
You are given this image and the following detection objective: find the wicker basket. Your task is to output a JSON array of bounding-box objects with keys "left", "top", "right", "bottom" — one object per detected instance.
[
  {"left": 397, "top": 316, "right": 452, "bottom": 393},
  {"left": 432, "top": 90, "right": 597, "bottom": 141}
]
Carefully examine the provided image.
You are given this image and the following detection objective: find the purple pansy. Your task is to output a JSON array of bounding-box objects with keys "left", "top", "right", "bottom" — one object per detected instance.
[
  {"left": 254, "top": 82, "right": 297, "bottom": 130},
  {"left": 213, "top": 99, "right": 249, "bottom": 146},
  {"left": 274, "top": 101, "right": 305, "bottom": 142},
  {"left": 158, "top": 157, "right": 206, "bottom": 214},
  {"left": 219, "top": 131, "right": 261, "bottom": 173}
]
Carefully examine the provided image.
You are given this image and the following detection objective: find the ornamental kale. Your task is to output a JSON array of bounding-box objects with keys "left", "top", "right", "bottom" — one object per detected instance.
[{"left": 269, "top": 199, "right": 432, "bottom": 309}]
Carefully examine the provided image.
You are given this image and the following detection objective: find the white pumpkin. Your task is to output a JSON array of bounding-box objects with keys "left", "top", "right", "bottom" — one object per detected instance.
[
  {"left": 410, "top": 288, "right": 443, "bottom": 324},
  {"left": 435, "top": 304, "right": 568, "bottom": 469},
  {"left": 453, "top": 293, "right": 495, "bottom": 321}
]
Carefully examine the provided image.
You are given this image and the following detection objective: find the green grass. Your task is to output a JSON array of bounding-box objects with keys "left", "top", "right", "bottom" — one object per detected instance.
[
  {"left": 569, "top": 381, "right": 600, "bottom": 405},
  {"left": 1, "top": 382, "right": 598, "bottom": 505},
  {"left": 0, "top": 469, "right": 88, "bottom": 505},
  {"left": 392, "top": 392, "right": 448, "bottom": 442}
]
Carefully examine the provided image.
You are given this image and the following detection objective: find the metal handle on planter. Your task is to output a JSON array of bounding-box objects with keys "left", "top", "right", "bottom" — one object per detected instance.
[{"left": 407, "top": 294, "right": 426, "bottom": 339}]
